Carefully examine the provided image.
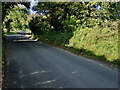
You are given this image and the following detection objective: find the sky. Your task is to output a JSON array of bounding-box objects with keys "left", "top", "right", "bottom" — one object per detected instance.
[
  {"left": 18, "top": 4, "right": 26, "bottom": 8},
  {"left": 18, "top": 0, "right": 38, "bottom": 15},
  {"left": 28, "top": 0, "right": 101, "bottom": 15},
  {"left": 19, "top": 1, "right": 101, "bottom": 15},
  {"left": 28, "top": 0, "right": 38, "bottom": 14}
]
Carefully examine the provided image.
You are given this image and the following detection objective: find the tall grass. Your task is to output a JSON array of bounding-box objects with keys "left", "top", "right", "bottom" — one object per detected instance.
[{"left": 68, "top": 25, "right": 118, "bottom": 62}]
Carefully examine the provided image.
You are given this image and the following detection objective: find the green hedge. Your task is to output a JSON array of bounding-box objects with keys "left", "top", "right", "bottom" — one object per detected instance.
[{"left": 69, "top": 25, "right": 118, "bottom": 62}]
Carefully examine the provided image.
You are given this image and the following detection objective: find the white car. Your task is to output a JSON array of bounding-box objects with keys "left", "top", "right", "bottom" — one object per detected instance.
[{"left": 20, "top": 30, "right": 26, "bottom": 35}]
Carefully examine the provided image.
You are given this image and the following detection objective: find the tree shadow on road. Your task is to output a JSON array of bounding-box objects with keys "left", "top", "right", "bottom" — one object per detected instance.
[{"left": 64, "top": 46, "right": 120, "bottom": 67}]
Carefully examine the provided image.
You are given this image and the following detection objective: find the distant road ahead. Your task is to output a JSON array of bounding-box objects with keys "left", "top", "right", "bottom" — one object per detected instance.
[{"left": 4, "top": 35, "right": 118, "bottom": 88}]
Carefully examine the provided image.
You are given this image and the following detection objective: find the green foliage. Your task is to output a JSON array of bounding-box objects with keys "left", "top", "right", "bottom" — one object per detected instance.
[
  {"left": 5, "top": 19, "right": 12, "bottom": 33},
  {"left": 2, "top": 2, "right": 30, "bottom": 22},
  {"left": 28, "top": 14, "right": 51, "bottom": 35},
  {"left": 34, "top": 2, "right": 120, "bottom": 32},
  {"left": 68, "top": 20, "right": 119, "bottom": 61},
  {"left": 2, "top": 2, "right": 17, "bottom": 21},
  {"left": 3, "top": 4, "right": 29, "bottom": 33},
  {"left": 62, "top": 15, "right": 77, "bottom": 32},
  {"left": 38, "top": 32, "right": 73, "bottom": 47}
]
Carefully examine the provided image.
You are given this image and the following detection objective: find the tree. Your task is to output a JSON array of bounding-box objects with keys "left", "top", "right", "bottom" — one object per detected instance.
[
  {"left": 3, "top": 4, "right": 29, "bottom": 33},
  {"left": 2, "top": 2, "right": 30, "bottom": 21}
]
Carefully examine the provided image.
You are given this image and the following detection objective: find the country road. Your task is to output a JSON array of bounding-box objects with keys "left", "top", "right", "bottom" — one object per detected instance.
[{"left": 4, "top": 35, "right": 118, "bottom": 88}]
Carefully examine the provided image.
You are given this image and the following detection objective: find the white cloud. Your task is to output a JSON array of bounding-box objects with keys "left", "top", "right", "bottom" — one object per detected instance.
[
  {"left": 28, "top": 0, "right": 38, "bottom": 14},
  {"left": 18, "top": 4, "right": 26, "bottom": 8}
]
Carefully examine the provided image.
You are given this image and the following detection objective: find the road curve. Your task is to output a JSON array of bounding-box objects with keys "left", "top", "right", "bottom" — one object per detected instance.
[{"left": 4, "top": 35, "right": 118, "bottom": 88}]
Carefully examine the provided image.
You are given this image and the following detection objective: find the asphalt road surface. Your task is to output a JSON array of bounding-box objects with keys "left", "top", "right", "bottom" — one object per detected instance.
[{"left": 4, "top": 35, "right": 118, "bottom": 88}]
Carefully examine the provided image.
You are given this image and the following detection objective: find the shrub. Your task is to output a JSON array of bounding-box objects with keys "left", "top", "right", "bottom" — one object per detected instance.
[{"left": 69, "top": 21, "right": 118, "bottom": 61}]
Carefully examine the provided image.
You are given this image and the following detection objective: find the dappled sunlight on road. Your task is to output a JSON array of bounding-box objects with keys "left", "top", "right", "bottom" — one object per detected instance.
[
  {"left": 6, "top": 35, "right": 37, "bottom": 42},
  {"left": 18, "top": 70, "right": 52, "bottom": 79},
  {"left": 13, "top": 39, "right": 37, "bottom": 42},
  {"left": 35, "top": 79, "right": 56, "bottom": 85},
  {"left": 72, "top": 71, "right": 78, "bottom": 74},
  {"left": 30, "top": 71, "right": 39, "bottom": 75}
]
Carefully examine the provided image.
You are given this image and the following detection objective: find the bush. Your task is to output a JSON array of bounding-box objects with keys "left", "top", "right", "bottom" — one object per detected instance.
[
  {"left": 69, "top": 21, "right": 118, "bottom": 61},
  {"left": 29, "top": 15, "right": 51, "bottom": 35},
  {"left": 38, "top": 31, "right": 73, "bottom": 46}
]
